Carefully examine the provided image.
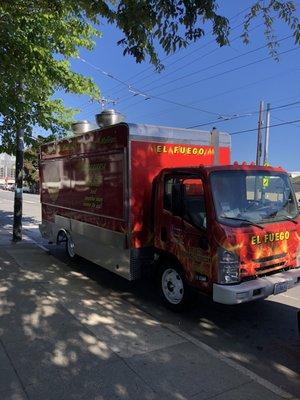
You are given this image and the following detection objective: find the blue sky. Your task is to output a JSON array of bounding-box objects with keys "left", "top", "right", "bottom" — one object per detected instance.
[{"left": 60, "top": 1, "right": 300, "bottom": 170}]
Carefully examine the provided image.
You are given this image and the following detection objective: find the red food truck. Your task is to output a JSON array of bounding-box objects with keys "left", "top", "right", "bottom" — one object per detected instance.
[{"left": 39, "top": 112, "right": 300, "bottom": 309}]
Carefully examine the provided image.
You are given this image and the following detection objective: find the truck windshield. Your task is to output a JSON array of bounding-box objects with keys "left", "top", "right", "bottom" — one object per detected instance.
[{"left": 210, "top": 170, "right": 298, "bottom": 226}]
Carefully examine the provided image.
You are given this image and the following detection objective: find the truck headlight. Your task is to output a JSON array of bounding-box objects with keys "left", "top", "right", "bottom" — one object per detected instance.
[{"left": 218, "top": 247, "right": 240, "bottom": 284}]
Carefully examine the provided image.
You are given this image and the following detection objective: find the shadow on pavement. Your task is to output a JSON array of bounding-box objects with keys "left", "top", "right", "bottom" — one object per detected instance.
[{"left": 48, "top": 245, "right": 300, "bottom": 398}]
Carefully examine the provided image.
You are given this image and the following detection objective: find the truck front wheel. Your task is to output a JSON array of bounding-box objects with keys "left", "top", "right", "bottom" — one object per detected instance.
[{"left": 159, "top": 264, "right": 192, "bottom": 311}]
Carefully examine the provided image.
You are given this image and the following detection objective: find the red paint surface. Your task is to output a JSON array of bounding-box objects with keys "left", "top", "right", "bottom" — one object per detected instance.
[
  {"left": 130, "top": 141, "right": 230, "bottom": 248},
  {"left": 40, "top": 125, "right": 128, "bottom": 232},
  {"left": 153, "top": 166, "right": 300, "bottom": 290}
]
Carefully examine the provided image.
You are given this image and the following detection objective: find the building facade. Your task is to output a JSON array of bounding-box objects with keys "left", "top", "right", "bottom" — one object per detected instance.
[
  {"left": 290, "top": 172, "right": 300, "bottom": 202},
  {"left": 0, "top": 153, "right": 15, "bottom": 185}
]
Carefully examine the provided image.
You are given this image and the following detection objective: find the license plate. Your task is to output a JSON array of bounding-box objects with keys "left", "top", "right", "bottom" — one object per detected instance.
[{"left": 273, "top": 282, "right": 288, "bottom": 295}]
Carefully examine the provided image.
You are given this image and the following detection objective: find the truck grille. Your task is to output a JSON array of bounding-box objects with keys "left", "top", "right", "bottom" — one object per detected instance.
[
  {"left": 255, "top": 262, "right": 285, "bottom": 273},
  {"left": 253, "top": 253, "right": 286, "bottom": 263}
]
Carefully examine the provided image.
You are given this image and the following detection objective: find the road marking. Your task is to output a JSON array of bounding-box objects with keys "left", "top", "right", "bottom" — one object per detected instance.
[{"left": 0, "top": 198, "right": 38, "bottom": 205}]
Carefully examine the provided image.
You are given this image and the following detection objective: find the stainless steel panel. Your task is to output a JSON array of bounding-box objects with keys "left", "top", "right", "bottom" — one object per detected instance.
[
  {"left": 69, "top": 219, "right": 131, "bottom": 279},
  {"left": 127, "top": 123, "right": 231, "bottom": 147},
  {"left": 70, "top": 219, "right": 126, "bottom": 250},
  {"left": 55, "top": 215, "right": 71, "bottom": 231},
  {"left": 51, "top": 217, "right": 131, "bottom": 279}
]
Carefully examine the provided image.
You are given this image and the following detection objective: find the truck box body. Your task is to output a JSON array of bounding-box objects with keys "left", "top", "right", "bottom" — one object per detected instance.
[{"left": 40, "top": 123, "right": 230, "bottom": 280}]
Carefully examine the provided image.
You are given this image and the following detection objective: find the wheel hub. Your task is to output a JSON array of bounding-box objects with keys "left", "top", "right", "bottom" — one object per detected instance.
[{"left": 162, "top": 268, "right": 184, "bottom": 305}]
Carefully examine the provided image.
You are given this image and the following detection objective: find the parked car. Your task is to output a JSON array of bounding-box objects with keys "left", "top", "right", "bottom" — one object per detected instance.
[{"left": 23, "top": 185, "right": 31, "bottom": 193}]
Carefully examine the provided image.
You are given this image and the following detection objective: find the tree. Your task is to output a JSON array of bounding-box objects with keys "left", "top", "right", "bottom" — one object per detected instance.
[
  {"left": 107, "top": 1, "right": 300, "bottom": 69},
  {"left": 0, "top": 0, "right": 101, "bottom": 152},
  {"left": 23, "top": 135, "right": 56, "bottom": 193},
  {"left": 0, "top": 1, "right": 299, "bottom": 151}
]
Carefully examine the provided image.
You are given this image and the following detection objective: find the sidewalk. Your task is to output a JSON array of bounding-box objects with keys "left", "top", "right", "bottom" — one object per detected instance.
[{"left": 0, "top": 226, "right": 297, "bottom": 400}]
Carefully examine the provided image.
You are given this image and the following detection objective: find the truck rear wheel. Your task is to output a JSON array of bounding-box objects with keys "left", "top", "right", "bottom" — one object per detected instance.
[
  {"left": 158, "top": 263, "right": 192, "bottom": 311},
  {"left": 66, "top": 235, "right": 78, "bottom": 260}
]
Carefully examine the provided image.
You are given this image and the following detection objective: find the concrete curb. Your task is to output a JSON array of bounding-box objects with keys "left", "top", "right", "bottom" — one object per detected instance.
[{"left": 163, "top": 322, "right": 298, "bottom": 400}]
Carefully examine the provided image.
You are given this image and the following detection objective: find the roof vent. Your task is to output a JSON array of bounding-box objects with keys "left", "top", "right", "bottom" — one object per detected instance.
[
  {"left": 71, "top": 120, "right": 97, "bottom": 135},
  {"left": 95, "top": 109, "right": 125, "bottom": 128}
]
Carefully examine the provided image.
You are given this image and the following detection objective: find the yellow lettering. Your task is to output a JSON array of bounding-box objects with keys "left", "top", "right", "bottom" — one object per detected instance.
[
  {"left": 264, "top": 234, "right": 269, "bottom": 243},
  {"left": 285, "top": 231, "right": 290, "bottom": 240},
  {"left": 279, "top": 232, "right": 285, "bottom": 240}
]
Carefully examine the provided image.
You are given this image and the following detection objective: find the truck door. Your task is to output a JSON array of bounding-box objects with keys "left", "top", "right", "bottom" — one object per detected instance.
[
  {"left": 157, "top": 174, "right": 211, "bottom": 285},
  {"left": 181, "top": 177, "right": 211, "bottom": 284}
]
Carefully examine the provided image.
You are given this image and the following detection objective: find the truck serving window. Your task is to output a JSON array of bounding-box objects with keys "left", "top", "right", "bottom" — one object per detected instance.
[{"left": 210, "top": 170, "right": 298, "bottom": 226}]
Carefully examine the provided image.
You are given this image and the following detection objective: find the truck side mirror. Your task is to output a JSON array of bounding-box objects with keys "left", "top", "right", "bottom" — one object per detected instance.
[{"left": 171, "top": 183, "right": 184, "bottom": 216}]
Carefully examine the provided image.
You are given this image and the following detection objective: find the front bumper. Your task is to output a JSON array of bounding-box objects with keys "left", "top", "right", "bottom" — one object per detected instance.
[{"left": 213, "top": 268, "right": 300, "bottom": 305}]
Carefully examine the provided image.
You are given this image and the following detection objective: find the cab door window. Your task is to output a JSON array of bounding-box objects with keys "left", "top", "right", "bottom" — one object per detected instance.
[
  {"left": 163, "top": 176, "right": 206, "bottom": 229},
  {"left": 182, "top": 178, "right": 206, "bottom": 229}
]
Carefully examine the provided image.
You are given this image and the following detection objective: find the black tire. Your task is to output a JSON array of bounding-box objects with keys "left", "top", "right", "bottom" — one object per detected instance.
[
  {"left": 65, "top": 234, "right": 78, "bottom": 261},
  {"left": 158, "top": 262, "right": 193, "bottom": 311}
]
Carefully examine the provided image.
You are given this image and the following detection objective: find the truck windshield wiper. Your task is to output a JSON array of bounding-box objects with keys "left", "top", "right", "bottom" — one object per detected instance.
[
  {"left": 220, "top": 216, "right": 264, "bottom": 229},
  {"left": 267, "top": 211, "right": 298, "bottom": 224},
  {"left": 271, "top": 215, "right": 298, "bottom": 224},
  {"left": 281, "top": 216, "right": 298, "bottom": 224}
]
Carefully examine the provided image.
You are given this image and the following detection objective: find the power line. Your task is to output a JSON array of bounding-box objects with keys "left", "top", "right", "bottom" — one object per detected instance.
[
  {"left": 119, "top": 46, "right": 299, "bottom": 113},
  {"left": 76, "top": 12, "right": 283, "bottom": 118},
  {"left": 154, "top": 46, "right": 299, "bottom": 98},
  {"left": 186, "top": 101, "right": 300, "bottom": 129},
  {"left": 132, "top": 67, "right": 300, "bottom": 122},
  {"left": 76, "top": 45, "right": 299, "bottom": 122},
  {"left": 79, "top": 67, "right": 300, "bottom": 125},
  {"left": 77, "top": 58, "right": 229, "bottom": 118},
  {"left": 230, "top": 119, "right": 300, "bottom": 136},
  {"left": 105, "top": 6, "right": 251, "bottom": 96},
  {"left": 272, "top": 116, "right": 300, "bottom": 128},
  {"left": 116, "top": 22, "right": 264, "bottom": 101},
  {"left": 136, "top": 33, "right": 290, "bottom": 94}
]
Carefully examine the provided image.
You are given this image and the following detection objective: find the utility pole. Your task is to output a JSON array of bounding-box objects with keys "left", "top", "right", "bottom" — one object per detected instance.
[
  {"left": 263, "top": 103, "right": 271, "bottom": 165},
  {"left": 12, "top": 87, "right": 25, "bottom": 242},
  {"left": 211, "top": 127, "right": 220, "bottom": 166},
  {"left": 256, "top": 100, "right": 264, "bottom": 165}
]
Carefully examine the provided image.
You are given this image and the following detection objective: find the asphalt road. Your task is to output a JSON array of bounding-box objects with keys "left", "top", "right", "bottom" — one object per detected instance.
[{"left": 0, "top": 189, "right": 299, "bottom": 397}]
